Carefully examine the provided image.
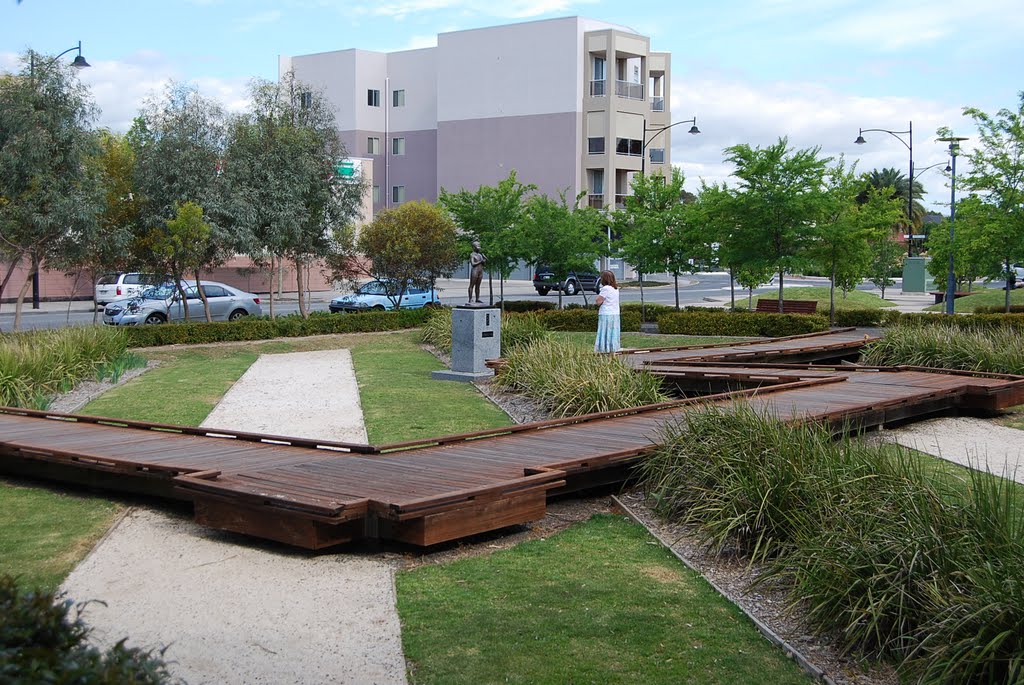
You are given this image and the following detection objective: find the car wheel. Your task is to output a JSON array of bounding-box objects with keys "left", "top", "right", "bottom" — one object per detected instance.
[
  {"left": 144, "top": 313, "right": 166, "bottom": 325},
  {"left": 424, "top": 301, "right": 442, "bottom": 309},
  {"left": 536, "top": 287, "right": 549, "bottom": 296},
  {"left": 564, "top": 280, "right": 579, "bottom": 296},
  {"left": 372, "top": 305, "right": 386, "bottom": 311},
  {"left": 228, "top": 309, "right": 248, "bottom": 321}
]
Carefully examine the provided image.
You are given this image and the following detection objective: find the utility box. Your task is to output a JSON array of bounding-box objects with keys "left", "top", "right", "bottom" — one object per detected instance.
[
  {"left": 902, "top": 257, "right": 929, "bottom": 293},
  {"left": 432, "top": 307, "right": 501, "bottom": 382}
]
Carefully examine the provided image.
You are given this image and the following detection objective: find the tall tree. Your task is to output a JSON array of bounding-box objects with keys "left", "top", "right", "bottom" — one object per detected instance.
[
  {"left": 438, "top": 170, "right": 536, "bottom": 306},
  {"left": 0, "top": 50, "right": 101, "bottom": 328},
  {"left": 152, "top": 201, "right": 213, "bottom": 321},
  {"left": 859, "top": 167, "right": 926, "bottom": 235},
  {"left": 220, "top": 73, "right": 365, "bottom": 318},
  {"left": 866, "top": 236, "right": 905, "bottom": 300},
  {"left": 721, "top": 137, "right": 831, "bottom": 310}
]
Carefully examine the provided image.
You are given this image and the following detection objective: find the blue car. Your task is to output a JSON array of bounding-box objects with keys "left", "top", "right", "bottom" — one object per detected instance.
[{"left": 329, "top": 281, "right": 441, "bottom": 313}]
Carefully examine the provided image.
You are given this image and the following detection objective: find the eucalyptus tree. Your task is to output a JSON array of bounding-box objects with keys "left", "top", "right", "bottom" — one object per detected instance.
[
  {"left": 722, "top": 137, "right": 831, "bottom": 311},
  {"left": 220, "top": 73, "right": 365, "bottom": 317},
  {"left": 438, "top": 170, "right": 536, "bottom": 306},
  {"left": 0, "top": 50, "right": 102, "bottom": 327}
]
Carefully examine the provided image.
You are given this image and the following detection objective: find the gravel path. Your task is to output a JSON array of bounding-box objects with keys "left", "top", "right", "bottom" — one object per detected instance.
[{"left": 60, "top": 349, "right": 406, "bottom": 685}]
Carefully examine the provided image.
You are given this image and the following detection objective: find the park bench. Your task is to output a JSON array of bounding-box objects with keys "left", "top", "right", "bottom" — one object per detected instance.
[
  {"left": 929, "top": 291, "right": 976, "bottom": 305},
  {"left": 754, "top": 299, "right": 818, "bottom": 315}
]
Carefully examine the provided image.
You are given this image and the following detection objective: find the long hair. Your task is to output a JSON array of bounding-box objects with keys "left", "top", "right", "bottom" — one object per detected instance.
[{"left": 599, "top": 270, "right": 618, "bottom": 289}]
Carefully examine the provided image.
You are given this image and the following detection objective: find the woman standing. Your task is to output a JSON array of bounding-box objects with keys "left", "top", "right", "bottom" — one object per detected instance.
[{"left": 594, "top": 270, "right": 621, "bottom": 353}]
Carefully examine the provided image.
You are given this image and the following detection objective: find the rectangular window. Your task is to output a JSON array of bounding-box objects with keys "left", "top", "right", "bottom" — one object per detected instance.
[
  {"left": 367, "top": 89, "right": 380, "bottom": 107},
  {"left": 367, "top": 137, "right": 380, "bottom": 155},
  {"left": 299, "top": 92, "right": 312, "bottom": 109},
  {"left": 615, "top": 138, "right": 643, "bottom": 156},
  {"left": 393, "top": 89, "right": 405, "bottom": 107},
  {"left": 589, "top": 169, "right": 604, "bottom": 195},
  {"left": 392, "top": 137, "right": 405, "bottom": 156},
  {"left": 587, "top": 137, "right": 605, "bottom": 154},
  {"left": 392, "top": 186, "right": 405, "bottom": 204},
  {"left": 372, "top": 185, "right": 380, "bottom": 204},
  {"left": 649, "top": 148, "right": 665, "bottom": 164},
  {"left": 593, "top": 56, "right": 606, "bottom": 81}
]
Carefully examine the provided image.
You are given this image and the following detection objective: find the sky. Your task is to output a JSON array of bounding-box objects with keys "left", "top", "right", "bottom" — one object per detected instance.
[{"left": 2, "top": 0, "right": 1022, "bottom": 211}]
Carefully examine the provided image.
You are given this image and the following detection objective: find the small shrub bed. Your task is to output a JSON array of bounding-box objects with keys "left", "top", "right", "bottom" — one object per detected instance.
[
  {"left": 420, "top": 310, "right": 548, "bottom": 355},
  {"left": 832, "top": 308, "right": 884, "bottom": 327},
  {"left": 123, "top": 309, "right": 434, "bottom": 348},
  {"left": 641, "top": 406, "right": 1024, "bottom": 682},
  {"left": 883, "top": 311, "right": 1024, "bottom": 330},
  {"left": 657, "top": 311, "right": 829, "bottom": 337},
  {"left": 861, "top": 321, "right": 1024, "bottom": 373},
  {"left": 493, "top": 338, "right": 668, "bottom": 417},
  {"left": 0, "top": 327, "right": 141, "bottom": 408},
  {"left": 0, "top": 574, "right": 173, "bottom": 683},
  {"left": 496, "top": 300, "right": 557, "bottom": 313}
]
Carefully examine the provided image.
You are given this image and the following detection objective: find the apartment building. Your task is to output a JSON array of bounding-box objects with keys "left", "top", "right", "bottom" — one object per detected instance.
[{"left": 281, "top": 16, "right": 672, "bottom": 217}]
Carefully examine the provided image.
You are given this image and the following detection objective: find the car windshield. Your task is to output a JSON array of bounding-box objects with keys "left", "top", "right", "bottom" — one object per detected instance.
[{"left": 357, "top": 281, "right": 390, "bottom": 296}]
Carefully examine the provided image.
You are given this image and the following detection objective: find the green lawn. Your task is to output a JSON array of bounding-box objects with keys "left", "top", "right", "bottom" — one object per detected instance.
[
  {"left": 923, "top": 285, "right": 1024, "bottom": 312},
  {"left": 750, "top": 286, "right": 894, "bottom": 310},
  {"left": 398, "top": 514, "right": 811, "bottom": 685}
]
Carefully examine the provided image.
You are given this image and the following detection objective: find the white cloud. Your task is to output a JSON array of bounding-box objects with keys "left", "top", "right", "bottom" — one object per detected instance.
[{"left": 235, "top": 10, "right": 285, "bottom": 33}]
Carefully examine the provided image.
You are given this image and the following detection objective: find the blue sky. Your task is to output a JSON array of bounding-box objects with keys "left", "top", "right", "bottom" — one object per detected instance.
[{"left": 3, "top": 0, "right": 1021, "bottom": 210}]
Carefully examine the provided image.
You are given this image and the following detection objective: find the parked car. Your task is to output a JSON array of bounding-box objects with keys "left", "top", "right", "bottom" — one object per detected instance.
[
  {"left": 102, "top": 281, "right": 262, "bottom": 325},
  {"left": 329, "top": 280, "right": 441, "bottom": 313},
  {"left": 532, "top": 266, "right": 600, "bottom": 296},
  {"left": 95, "top": 272, "right": 170, "bottom": 305}
]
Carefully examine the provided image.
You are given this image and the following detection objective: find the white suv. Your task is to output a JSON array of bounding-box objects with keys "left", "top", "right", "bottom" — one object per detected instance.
[{"left": 95, "top": 273, "right": 169, "bottom": 305}]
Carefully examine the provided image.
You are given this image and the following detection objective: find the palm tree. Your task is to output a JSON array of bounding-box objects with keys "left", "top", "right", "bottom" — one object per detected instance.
[{"left": 858, "top": 167, "right": 927, "bottom": 229}]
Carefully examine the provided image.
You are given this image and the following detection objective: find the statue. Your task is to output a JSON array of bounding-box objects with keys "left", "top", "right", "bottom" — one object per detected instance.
[{"left": 468, "top": 240, "right": 486, "bottom": 304}]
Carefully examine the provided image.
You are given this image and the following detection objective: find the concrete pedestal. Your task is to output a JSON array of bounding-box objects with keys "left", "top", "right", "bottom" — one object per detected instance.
[{"left": 432, "top": 307, "right": 501, "bottom": 382}]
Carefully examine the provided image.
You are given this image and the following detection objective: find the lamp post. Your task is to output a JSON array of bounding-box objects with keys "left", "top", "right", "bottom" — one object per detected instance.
[
  {"left": 641, "top": 116, "right": 699, "bottom": 175},
  {"left": 27, "top": 42, "right": 90, "bottom": 310},
  {"left": 937, "top": 135, "right": 968, "bottom": 315},
  {"left": 854, "top": 121, "right": 915, "bottom": 256}
]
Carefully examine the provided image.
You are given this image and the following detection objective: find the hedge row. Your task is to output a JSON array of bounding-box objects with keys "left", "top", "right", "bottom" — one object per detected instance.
[
  {"left": 123, "top": 309, "right": 434, "bottom": 348},
  {"left": 527, "top": 308, "right": 642, "bottom": 332},
  {"left": 885, "top": 311, "right": 1024, "bottom": 330},
  {"left": 974, "top": 304, "right": 1024, "bottom": 314},
  {"left": 657, "top": 311, "right": 830, "bottom": 337}
]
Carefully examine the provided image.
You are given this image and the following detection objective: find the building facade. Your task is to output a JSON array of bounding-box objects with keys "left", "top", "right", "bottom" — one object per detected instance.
[{"left": 281, "top": 16, "right": 672, "bottom": 216}]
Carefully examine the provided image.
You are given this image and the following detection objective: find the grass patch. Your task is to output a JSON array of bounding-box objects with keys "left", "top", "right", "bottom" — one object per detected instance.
[
  {"left": 750, "top": 286, "right": 894, "bottom": 310},
  {"left": 397, "top": 514, "right": 811, "bottom": 685},
  {"left": 0, "top": 480, "right": 120, "bottom": 592},
  {"left": 923, "top": 286, "right": 1024, "bottom": 312}
]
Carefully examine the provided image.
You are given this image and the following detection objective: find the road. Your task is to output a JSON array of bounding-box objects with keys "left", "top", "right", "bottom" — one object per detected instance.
[{"left": 0, "top": 273, "right": 865, "bottom": 331}]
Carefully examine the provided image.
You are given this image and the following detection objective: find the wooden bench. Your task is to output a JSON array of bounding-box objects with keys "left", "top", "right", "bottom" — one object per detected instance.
[
  {"left": 754, "top": 299, "right": 818, "bottom": 315},
  {"left": 929, "top": 291, "right": 976, "bottom": 305}
]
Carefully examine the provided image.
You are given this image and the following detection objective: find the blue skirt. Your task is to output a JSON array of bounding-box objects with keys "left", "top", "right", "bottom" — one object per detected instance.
[{"left": 595, "top": 314, "right": 621, "bottom": 353}]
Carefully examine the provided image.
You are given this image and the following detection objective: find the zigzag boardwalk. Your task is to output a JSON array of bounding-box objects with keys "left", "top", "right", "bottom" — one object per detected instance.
[{"left": 2, "top": 331, "right": 1022, "bottom": 549}]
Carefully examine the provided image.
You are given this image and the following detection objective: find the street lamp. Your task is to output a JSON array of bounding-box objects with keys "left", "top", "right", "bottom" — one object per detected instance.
[
  {"left": 854, "top": 121, "right": 917, "bottom": 257},
  {"left": 641, "top": 116, "right": 700, "bottom": 175},
  {"left": 937, "top": 135, "right": 968, "bottom": 315},
  {"left": 27, "top": 42, "right": 90, "bottom": 310}
]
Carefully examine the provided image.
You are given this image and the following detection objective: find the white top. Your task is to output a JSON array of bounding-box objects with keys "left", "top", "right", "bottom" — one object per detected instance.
[{"left": 597, "top": 285, "right": 620, "bottom": 315}]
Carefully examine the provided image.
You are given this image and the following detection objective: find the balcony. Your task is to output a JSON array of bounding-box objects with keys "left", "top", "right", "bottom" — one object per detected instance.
[
  {"left": 615, "top": 193, "right": 630, "bottom": 209},
  {"left": 588, "top": 195, "right": 604, "bottom": 209},
  {"left": 650, "top": 96, "right": 665, "bottom": 112},
  {"left": 615, "top": 80, "right": 644, "bottom": 101},
  {"left": 590, "top": 79, "right": 606, "bottom": 97}
]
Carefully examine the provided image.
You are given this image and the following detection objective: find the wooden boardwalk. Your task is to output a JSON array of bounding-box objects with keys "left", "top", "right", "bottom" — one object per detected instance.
[{"left": 2, "top": 330, "right": 1022, "bottom": 549}]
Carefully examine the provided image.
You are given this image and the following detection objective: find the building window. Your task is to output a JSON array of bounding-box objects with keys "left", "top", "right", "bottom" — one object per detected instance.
[
  {"left": 392, "top": 186, "right": 405, "bottom": 204},
  {"left": 372, "top": 185, "right": 380, "bottom": 204},
  {"left": 616, "top": 138, "right": 643, "bottom": 156},
  {"left": 367, "top": 137, "right": 380, "bottom": 155},
  {"left": 392, "top": 137, "right": 405, "bottom": 156},
  {"left": 393, "top": 89, "right": 405, "bottom": 107},
  {"left": 587, "top": 137, "right": 605, "bottom": 154},
  {"left": 649, "top": 148, "right": 665, "bottom": 164},
  {"left": 590, "top": 56, "right": 606, "bottom": 97},
  {"left": 299, "top": 91, "right": 312, "bottom": 109},
  {"left": 367, "top": 89, "right": 380, "bottom": 107}
]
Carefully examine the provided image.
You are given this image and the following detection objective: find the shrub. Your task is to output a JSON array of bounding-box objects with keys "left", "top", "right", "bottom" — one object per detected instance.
[
  {"left": 0, "top": 574, "right": 173, "bottom": 683},
  {"left": 535, "top": 308, "right": 642, "bottom": 333},
  {"left": 493, "top": 338, "right": 668, "bottom": 417},
  {"left": 861, "top": 321, "right": 1024, "bottom": 374},
  {"left": 657, "top": 311, "right": 829, "bottom": 337},
  {"left": 975, "top": 304, "right": 1024, "bottom": 314},
  {"left": 498, "top": 300, "right": 557, "bottom": 313},
  {"left": 882, "top": 311, "right": 1024, "bottom": 331},
  {"left": 123, "top": 308, "right": 435, "bottom": 348},
  {"left": 832, "top": 309, "right": 884, "bottom": 327},
  {"left": 620, "top": 302, "right": 676, "bottom": 321}
]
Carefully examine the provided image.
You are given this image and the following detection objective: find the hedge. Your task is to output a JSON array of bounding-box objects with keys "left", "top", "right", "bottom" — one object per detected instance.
[
  {"left": 657, "top": 311, "right": 829, "bottom": 337},
  {"left": 497, "top": 300, "right": 558, "bottom": 313},
  {"left": 974, "top": 304, "right": 1024, "bottom": 314},
  {"left": 122, "top": 309, "right": 435, "bottom": 348},
  {"left": 832, "top": 309, "right": 885, "bottom": 327},
  {"left": 882, "top": 311, "right": 1024, "bottom": 331},
  {"left": 531, "top": 308, "right": 642, "bottom": 332}
]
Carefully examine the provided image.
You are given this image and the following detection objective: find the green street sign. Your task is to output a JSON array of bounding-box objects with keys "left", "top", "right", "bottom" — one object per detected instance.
[{"left": 334, "top": 159, "right": 355, "bottom": 177}]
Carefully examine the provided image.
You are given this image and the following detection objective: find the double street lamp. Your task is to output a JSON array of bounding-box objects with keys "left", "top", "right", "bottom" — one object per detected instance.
[
  {"left": 854, "top": 121, "right": 917, "bottom": 257},
  {"left": 641, "top": 116, "right": 700, "bottom": 175},
  {"left": 27, "top": 42, "right": 91, "bottom": 309},
  {"left": 937, "top": 135, "right": 968, "bottom": 315}
]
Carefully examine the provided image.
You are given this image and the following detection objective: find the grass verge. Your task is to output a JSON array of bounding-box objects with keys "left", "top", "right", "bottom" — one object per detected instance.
[
  {"left": 750, "top": 286, "right": 894, "bottom": 310},
  {"left": 923, "top": 285, "right": 1024, "bottom": 312},
  {"left": 397, "top": 514, "right": 810, "bottom": 685}
]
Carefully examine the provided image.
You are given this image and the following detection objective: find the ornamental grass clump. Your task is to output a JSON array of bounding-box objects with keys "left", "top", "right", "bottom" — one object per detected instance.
[
  {"left": 493, "top": 338, "right": 668, "bottom": 417},
  {"left": 862, "top": 321, "right": 1024, "bottom": 374},
  {"left": 640, "top": 403, "right": 1024, "bottom": 681}
]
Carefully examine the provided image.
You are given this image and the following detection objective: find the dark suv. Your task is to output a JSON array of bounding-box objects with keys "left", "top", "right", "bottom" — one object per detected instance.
[{"left": 532, "top": 266, "right": 600, "bottom": 296}]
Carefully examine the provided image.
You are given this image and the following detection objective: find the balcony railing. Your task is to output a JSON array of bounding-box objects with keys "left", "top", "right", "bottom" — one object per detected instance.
[
  {"left": 590, "top": 79, "right": 606, "bottom": 97},
  {"left": 615, "top": 80, "right": 644, "bottom": 100},
  {"left": 588, "top": 195, "right": 604, "bottom": 209},
  {"left": 650, "top": 96, "right": 665, "bottom": 112},
  {"left": 649, "top": 148, "right": 665, "bottom": 164},
  {"left": 615, "top": 193, "right": 630, "bottom": 209}
]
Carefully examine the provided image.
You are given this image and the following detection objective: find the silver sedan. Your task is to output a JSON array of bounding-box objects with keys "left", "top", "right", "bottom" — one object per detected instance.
[{"left": 103, "top": 281, "right": 262, "bottom": 325}]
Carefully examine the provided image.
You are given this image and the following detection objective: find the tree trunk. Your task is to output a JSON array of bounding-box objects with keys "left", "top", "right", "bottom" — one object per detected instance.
[
  {"left": 296, "top": 258, "right": 308, "bottom": 318},
  {"left": 0, "top": 253, "right": 25, "bottom": 321},
  {"left": 829, "top": 262, "right": 837, "bottom": 326},
  {"left": 639, "top": 273, "right": 646, "bottom": 323},
  {"left": 674, "top": 273, "right": 680, "bottom": 310},
  {"left": 13, "top": 271, "right": 32, "bottom": 331},
  {"left": 196, "top": 269, "right": 212, "bottom": 322},
  {"left": 267, "top": 256, "right": 277, "bottom": 319},
  {"left": 499, "top": 277, "right": 505, "bottom": 311},
  {"left": 777, "top": 271, "right": 785, "bottom": 312},
  {"left": 729, "top": 266, "right": 736, "bottom": 309},
  {"left": 488, "top": 270, "right": 494, "bottom": 306}
]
